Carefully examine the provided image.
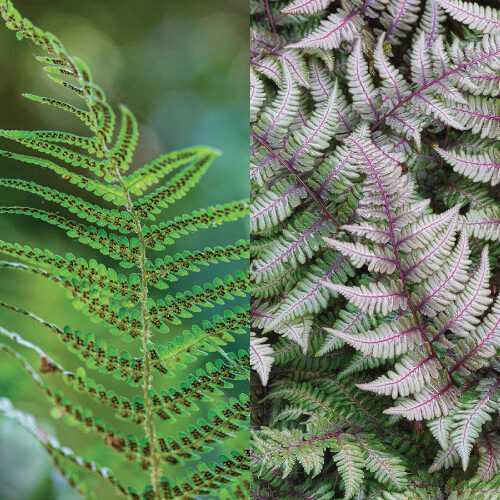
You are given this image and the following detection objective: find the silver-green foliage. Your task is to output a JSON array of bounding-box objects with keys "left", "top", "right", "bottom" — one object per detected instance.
[{"left": 250, "top": 0, "right": 499, "bottom": 498}]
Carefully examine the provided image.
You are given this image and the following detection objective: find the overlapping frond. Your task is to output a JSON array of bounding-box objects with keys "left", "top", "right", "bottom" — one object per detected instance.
[
  {"left": 252, "top": 0, "right": 499, "bottom": 497},
  {"left": 321, "top": 130, "right": 497, "bottom": 424}
]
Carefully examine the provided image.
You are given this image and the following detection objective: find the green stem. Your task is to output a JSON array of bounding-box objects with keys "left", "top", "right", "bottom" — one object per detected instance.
[
  {"left": 114, "top": 172, "right": 162, "bottom": 497},
  {"left": 75, "top": 77, "right": 162, "bottom": 497}
]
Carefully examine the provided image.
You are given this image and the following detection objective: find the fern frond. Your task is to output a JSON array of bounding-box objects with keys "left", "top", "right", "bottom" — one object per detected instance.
[
  {"left": 381, "top": 0, "right": 421, "bottom": 45},
  {"left": 0, "top": 129, "right": 98, "bottom": 153},
  {"left": 324, "top": 280, "right": 406, "bottom": 316},
  {"left": 384, "top": 378, "right": 460, "bottom": 420},
  {"left": 110, "top": 105, "right": 139, "bottom": 171},
  {"left": 123, "top": 147, "right": 208, "bottom": 196},
  {"left": 477, "top": 433, "right": 500, "bottom": 481},
  {"left": 451, "top": 95, "right": 500, "bottom": 139},
  {"left": 286, "top": 82, "right": 339, "bottom": 170},
  {"left": 0, "top": 0, "right": 249, "bottom": 496},
  {"left": 252, "top": 426, "right": 335, "bottom": 478},
  {"left": 356, "top": 434, "right": 408, "bottom": 490},
  {"left": 428, "top": 416, "right": 452, "bottom": 449},
  {"left": 253, "top": 65, "right": 301, "bottom": 147},
  {"left": 142, "top": 199, "right": 249, "bottom": 237},
  {"left": 0, "top": 398, "right": 129, "bottom": 497},
  {"left": 414, "top": 0, "right": 447, "bottom": 48},
  {"left": 450, "top": 294, "right": 500, "bottom": 375},
  {"left": 333, "top": 434, "right": 365, "bottom": 499},
  {"left": 250, "top": 68, "right": 266, "bottom": 122},
  {"left": 252, "top": 211, "right": 334, "bottom": 282},
  {"left": 281, "top": 48, "right": 311, "bottom": 88},
  {"left": 250, "top": 176, "right": 307, "bottom": 231},
  {"left": 450, "top": 379, "right": 499, "bottom": 470},
  {"left": 250, "top": 334, "right": 274, "bottom": 386},
  {"left": 434, "top": 143, "right": 500, "bottom": 186},
  {"left": 132, "top": 151, "right": 220, "bottom": 216},
  {"left": 22, "top": 93, "right": 93, "bottom": 126},
  {"left": 428, "top": 443, "right": 460, "bottom": 472},
  {"left": 347, "top": 40, "right": 382, "bottom": 122},
  {"left": 157, "top": 450, "right": 249, "bottom": 499},
  {"left": 324, "top": 316, "right": 420, "bottom": 359},
  {"left": 0, "top": 129, "right": 110, "bottom": 177},
  {"left": 0, "top": 149, "right": 126, "bottom": 204},
  {"left": 357, "top": 346, "right": 440, "bottom": 399},
  {"left": 281, "top": 0, "right": 334, "bottom": 16},
  {"left": 147, "top": 240, "right": 250, "bottom": 289},
  {"left": 436, "top": 0, "right": 500, "bottom": 34},
  {"left": 0, "top": 207, "right": 141, "bottom": 266},
  {"left": 462, "top": 209, "right": 500, "bottom": 241},
  {"left": 287, "top": 9, "right": 363, "bottom": 50},
  {"left": 0, "top": 178, "right": 134, "bottom": 229},
  {"left": 267, "top": 252, "right": 353, "bottom": 330}
]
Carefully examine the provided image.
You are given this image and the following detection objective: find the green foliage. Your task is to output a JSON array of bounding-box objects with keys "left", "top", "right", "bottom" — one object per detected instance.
[
  {"left": 0, "top": 1, "right": 249, "bottom": 498},
  {"left": 250, "top": 0, "right": 499, "bottom": 498}
]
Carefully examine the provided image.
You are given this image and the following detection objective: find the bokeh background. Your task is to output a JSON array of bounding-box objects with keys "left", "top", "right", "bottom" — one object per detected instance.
[{"left": 0, "top": 0, "right": 248, "bottom": 498}]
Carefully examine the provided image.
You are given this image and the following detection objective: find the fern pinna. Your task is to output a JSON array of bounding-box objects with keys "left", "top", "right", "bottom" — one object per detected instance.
[
  {"left": 0, "top": 1, "right": 249, "bottom": 498},
  {"left": 250, "top": 0, "right": 499, "bottom": 498}
]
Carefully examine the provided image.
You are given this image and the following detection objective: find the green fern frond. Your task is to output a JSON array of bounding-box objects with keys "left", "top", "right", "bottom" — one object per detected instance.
[{"left": 0, "top": 0, "right": 249, "bottom": 497}]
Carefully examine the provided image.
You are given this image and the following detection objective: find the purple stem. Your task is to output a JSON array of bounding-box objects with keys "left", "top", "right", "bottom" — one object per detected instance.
[
  {"left": 348, "top": 137, "right": 457, "bottom": 385},
  {"left": 371, "top": 48, "right": 500, "bottom": 131}
]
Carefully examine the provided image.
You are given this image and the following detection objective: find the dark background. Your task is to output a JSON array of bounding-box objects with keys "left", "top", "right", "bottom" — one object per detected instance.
[{"left": 0, "top": 1, "right": 248, "bottom": 498}]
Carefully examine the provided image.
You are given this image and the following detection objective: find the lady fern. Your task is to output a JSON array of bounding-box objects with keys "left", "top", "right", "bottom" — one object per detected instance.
[
  {"left": 251, "top": 0, "right": 499, "bottom": 498},
  {"left": 0, "top": 1, "right": 249, "bottom": 498}
]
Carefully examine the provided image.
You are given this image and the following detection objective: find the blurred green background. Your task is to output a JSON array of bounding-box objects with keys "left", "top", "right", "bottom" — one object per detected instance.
[{"left": 0, "top": 0, "right": 248, "bottom": 498}]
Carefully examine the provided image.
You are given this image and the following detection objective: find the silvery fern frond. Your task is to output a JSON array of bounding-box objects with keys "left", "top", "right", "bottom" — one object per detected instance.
[
  {"left": 347, "top": 40, "right": 382, "bottom": 122},
  {"left": 449, "top": 378, "right": 499, "bottom": 470},
  {"left": 253, "top": 66, "right": 302, "bottom": 147},
  {"left": 437, "top": 0, "right": 500, "bottom": 34},
  {"left": 250, "top": 176, "right": 308, "bottom": 232},
  {"left": 428, "top": 415, "right": 452, "bottom": 449},
  {"left": 322, "top": 131, "right": 498, "bottom": 422},
  {"left": 461, "top": 209, "right": 500, "bottom": 242},
  {"left": 281, "top": 0, "right": 334, "bottom": 16},
  {"left": 287, "top": 8, "right": 364, "bottom": 50},
  {"left": 477, "top": 433, "right": 500, "bottom": 481},
  {"left": 250, "top": 334, "right": 274, "bottom": 386},
  {"left": 429, "top": 443, "right": 461, "bottom": 472},
  {"left": 381, "top": 0, "right": 422, "bottom": 45},
  {"left": 286, "top": 82, "right": 340, "bottom": 170},
  {"left": 251, "top": 68, "right": 266, "bottom": 122},
  {"left": 451, "top": 95, "right": 500, "bottom": 139},
  {"left": 433, "top": 141, "right": 500, "bottom": 186},
  {"left": 324, "top": 280, "right": 407, "bottom": 316},
  {"left": 413, "top": 0, "right": 447, "bottom": 48}
]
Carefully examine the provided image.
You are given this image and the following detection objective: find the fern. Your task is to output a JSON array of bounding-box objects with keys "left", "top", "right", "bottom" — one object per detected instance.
[
  {"left": 0, "top": 1, "right": 249, "bottom": 498},
  {"left": 251, "top": 0, "right": 499, "bottom": 498}
]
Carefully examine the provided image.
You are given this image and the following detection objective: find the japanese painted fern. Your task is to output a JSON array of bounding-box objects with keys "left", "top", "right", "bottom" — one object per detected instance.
[
  {"left": 0, "top": 1, "right": 249, "bottom": 499},
  {"left": 251, "top": 0, "right": 499, "bottom": 498}
]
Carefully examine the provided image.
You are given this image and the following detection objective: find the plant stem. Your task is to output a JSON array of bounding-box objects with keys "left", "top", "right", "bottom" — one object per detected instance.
[
  {"left": 349, "top": 137, "right": 458, "bottom": 386},
  {"left": 114, "top": 175, "right": 163, "bottom": 497},
  {"left": 75, "top": 78, "right": 162, "bottom": 497},
  {"left": 264, "top": 0, "right": 276, "bottom": 34},
  {"left": 250, "top": 130, "right": 344, "bottom": 232},
  {"left": 370, "top": 48, "right": 500, "bottom": 132}
]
